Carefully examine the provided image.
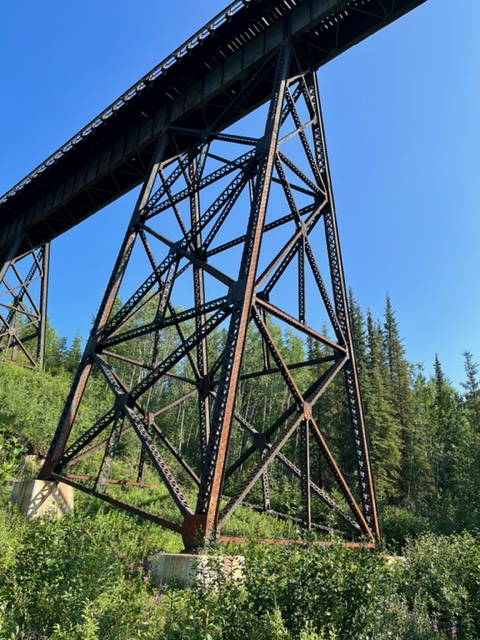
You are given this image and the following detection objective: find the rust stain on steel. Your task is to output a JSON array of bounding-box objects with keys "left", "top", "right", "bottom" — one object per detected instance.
[{"left": 37, "top": 46, "right": 381, "bottom": 552}]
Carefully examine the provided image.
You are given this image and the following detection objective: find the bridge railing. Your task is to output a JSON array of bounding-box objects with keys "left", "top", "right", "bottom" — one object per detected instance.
[
  {"left": 1, "top": 0, "right": 374, "bottom": 208},
  {"left": 0, "top": 0, "right": 251, "bottom": 206}
]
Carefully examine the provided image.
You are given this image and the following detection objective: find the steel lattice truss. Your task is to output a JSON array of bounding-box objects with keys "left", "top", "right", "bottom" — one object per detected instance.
[
  {"left": 0, "top": 242, "right": 49, "bottom": 368},
  {"left": 40, "top": 43, "right": 379, "bottom": 549}
]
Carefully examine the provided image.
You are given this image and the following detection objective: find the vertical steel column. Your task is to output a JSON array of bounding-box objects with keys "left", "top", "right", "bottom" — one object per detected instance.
[
  {"left": 189, "top": 155, "right": 211, "bottom": 468},
  {"left": 300, "top": 418, "right": 312, "bottom": 529},
  {"left": 306, "top": 71, "right": 380, "bottom": 542},
  {"left": 192, "top": 42, "right": 292, "bottom": 546}
]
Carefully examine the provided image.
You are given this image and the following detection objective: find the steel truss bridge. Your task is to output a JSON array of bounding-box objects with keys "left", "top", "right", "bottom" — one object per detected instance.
[{"left": 0, "top": 0, "right": 426, "bottom": 550}]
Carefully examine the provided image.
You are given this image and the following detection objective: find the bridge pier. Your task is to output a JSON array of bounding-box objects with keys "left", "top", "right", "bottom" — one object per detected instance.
[
  {"left": 36, "top": 41, "right": 379, "bottom": 549},
  {"left": 0, "top": 241, "right": 50, "bottom": 368},
  {"left": 10, "top": 480, "right": 73, "bottom": 519},
  {"left": 151, "top": 552, "right": 244, "bottom": 588}
]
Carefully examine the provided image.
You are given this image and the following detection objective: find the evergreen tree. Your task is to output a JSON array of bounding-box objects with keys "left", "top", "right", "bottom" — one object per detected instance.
[
  {"left": 426, "top": 355, "right": 479, "bottom": 532},
  {"left": 44, "top": 322, "right": 68, "bottom": 375},
  {"left": 363, "top": 309, "right": 402, "bottom": 503},
  {"left": 407, "top": 370, "right": 436, "bottom": 508},
  {"left": 461, "top": 351, "right": 480, "bottom": 430},
  {"left": 348, "top": 288, "right": 367, "bottom": 376},
  {"left": 382, "top": 295, "right": 414, "bottom": 499},
  {"left": 64, "top": 333, "right": 83, "bottom": 373}
]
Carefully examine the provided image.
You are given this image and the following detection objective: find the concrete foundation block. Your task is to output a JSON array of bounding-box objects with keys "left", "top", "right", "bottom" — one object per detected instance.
[
  {"left": 151, "top": 552, "right": 245, "bottom": 588},
  {"left": 10, "top": 480, "right": 74, "bottom": 519}
]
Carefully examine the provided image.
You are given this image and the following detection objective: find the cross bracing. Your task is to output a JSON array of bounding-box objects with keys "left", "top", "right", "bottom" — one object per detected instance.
[
  {"left": 1, "top": 0, "right": 430, "bottom": 549},
  {"left": 39, "top": 46, "right": 379, "bottom": 548}
]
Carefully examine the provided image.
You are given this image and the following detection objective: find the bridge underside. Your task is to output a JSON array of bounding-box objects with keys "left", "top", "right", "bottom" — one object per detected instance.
[
  {"left": 38, "top": 44, "right": 379, "bottom": 549},
  {"left": 0, "top": 0, "right": 426, "bottom": 260}
]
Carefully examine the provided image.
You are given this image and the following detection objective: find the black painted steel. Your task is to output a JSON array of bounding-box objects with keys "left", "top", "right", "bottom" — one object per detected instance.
[{"left": 0, "top": 0, "right": 426, "bottom": 260}]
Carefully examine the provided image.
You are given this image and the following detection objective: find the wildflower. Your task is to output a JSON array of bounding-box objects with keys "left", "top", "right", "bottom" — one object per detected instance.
[
  {"left": 433, "top": 623, "right": 439, "bottom": 633},
  {"left": 451, "top": 625, "right": 457, "bottom": 637},
  {"left": 155, "top": 591, "right": 162, "bottom": 603}
]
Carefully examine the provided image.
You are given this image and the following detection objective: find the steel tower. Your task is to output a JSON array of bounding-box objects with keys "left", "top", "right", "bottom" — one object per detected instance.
[{"left": 39, "top": 42, "right": 379, "bottom": 549}]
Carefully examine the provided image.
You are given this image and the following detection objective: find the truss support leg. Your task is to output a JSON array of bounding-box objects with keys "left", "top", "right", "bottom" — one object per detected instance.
[
  {"left": 38, "top": 41, "right": 380, "bottom": 551},
  {"left": 190, "top": 42, "right": 293, "bottom": 549},
  {"left": 306, "top": 72, "right": 379, "bottom": 542},
  {"left": 39, "top": 137, "right": 170, "bottom": 479},
  {"left": 0, "top": 240, "right": 50, "bottom": 369}
]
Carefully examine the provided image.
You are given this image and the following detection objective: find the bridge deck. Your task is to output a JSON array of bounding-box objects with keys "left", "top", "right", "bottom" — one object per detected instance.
[{"left": 0, "top": 0, "right": 426, "bottom": 258}]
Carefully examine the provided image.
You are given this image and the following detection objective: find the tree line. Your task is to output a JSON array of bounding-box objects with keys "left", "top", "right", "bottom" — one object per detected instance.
[{"left": 2, "top": 291, "right": 480, "bottom": 546}]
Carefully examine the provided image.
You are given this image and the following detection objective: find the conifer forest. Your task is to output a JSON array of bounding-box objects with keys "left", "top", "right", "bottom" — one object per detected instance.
[{"left": 1, "top": 292, "right": 480, "bottom": 639}]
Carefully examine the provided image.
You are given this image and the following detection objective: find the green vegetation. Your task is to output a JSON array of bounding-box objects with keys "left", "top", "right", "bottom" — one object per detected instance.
[
  {"left": 0, "top": 499, "right": 479, "bottom": 639},
  {"left": 1, "top": 294, "right": 480, "bottom": 638}
]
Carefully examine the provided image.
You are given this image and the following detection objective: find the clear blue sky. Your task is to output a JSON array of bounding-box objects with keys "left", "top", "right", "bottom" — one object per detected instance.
[{"left": 1, "top": 0, "right": 479, "bottom": 389}]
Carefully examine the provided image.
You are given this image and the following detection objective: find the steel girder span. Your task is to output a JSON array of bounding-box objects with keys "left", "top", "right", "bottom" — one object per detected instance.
[
  {"left": 0, "top": 0, "right": 427, "bottom": 368},
  {"left": 39, "top": 43, "right": 380, "bottom": 550},
  {"left": 0, "top": 0, "right": 426, "bottom": 260}
]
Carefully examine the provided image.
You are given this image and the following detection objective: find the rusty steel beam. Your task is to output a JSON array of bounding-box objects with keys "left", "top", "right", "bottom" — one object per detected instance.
[
  {"left": 38, "top": 44, "right": 380, "bottom": 550},
  {"left": 51, "top": 473, "right": 183, "bottom": 533},
  {"left": 64, "top": 473, "right": 158, "bottom": 487}
]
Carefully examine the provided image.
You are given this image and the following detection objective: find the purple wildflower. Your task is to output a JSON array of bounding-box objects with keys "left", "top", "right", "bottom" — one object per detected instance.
[
  {"left": 451, "top": 625, "right": 457, "bottom": 638},
  {"left": 155, "top": 591, "right": 162, "bottom": 603},
  {"left": 433, "top": 623, "right": 439, "bottom": 633},
  {"left": 143, "top": 574, "right": 150, "bottom": 585}
]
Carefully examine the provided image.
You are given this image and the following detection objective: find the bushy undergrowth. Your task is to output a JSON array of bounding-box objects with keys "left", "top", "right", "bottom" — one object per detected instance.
[
  {"left": 1, "top": 493, "right": 480, "bottom": 640},
  {"left": 0, "top": 497, "right": 179, "bottom": 640}
]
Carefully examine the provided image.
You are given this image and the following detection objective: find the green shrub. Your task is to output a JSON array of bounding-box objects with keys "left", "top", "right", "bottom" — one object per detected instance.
[
  {"left": 399, "top": 532, "right": 480, "bottom": 638},
  {"left": 2, "top": 495, "right": 480, "bottom": 640},
  {"left": 0, "top": 501, "right": 172, "bottom": 639},
  {"left": 381, "top": 504, "right": 432, "bottom": 551}
]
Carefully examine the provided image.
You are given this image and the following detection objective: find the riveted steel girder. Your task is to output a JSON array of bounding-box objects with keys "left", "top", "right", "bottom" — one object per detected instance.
[{"left": 39, "top": 44, "right": 379, "bottom": 549}]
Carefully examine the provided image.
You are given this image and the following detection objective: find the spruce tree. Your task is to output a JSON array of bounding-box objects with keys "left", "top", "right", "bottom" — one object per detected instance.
[
  {"left": 382, "top": 295, "right": 414, "bottom": 499},
  {"left": 348, "top": 288, "right": 367, "bottom": 376},
  {"left": 461, "top": 351, "right": 480, "bottom": 430},
  {"left": 427, "top": 354, "right": 477, "bottom": 532},
  {"left": 408, "top": 370, "right": 436, "bottom": 508},
  {"left": 363, "top": 309, "right": 402, "bottom": 503}
]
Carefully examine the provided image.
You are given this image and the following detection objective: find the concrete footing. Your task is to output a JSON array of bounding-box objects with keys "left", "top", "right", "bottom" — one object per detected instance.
[
  {"left": 10, "top": 480, "right": 74, "bottom": 519},
  {"left": 151, "top": 552, "right": 245, "bottom": 587}
]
